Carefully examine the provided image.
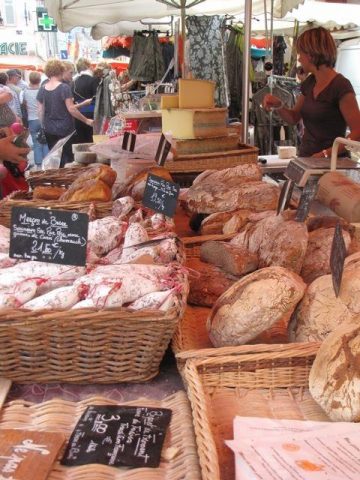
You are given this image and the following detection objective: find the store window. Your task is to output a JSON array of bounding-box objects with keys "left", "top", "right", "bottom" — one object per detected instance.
[{"left": 3, "top": 0, "right": 15, "bottom": 25}]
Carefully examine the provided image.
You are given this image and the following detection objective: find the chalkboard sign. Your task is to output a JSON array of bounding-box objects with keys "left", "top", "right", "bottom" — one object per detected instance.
[
  {"left": 61, "top": 405, "right": 172, "bottom": 468},
  {"left": 10, "top": 207, "right": 88, "bottom": 266},
  {"left": 295, "top": 179, "right": 318, "bottom": 222},
  {"left": 142, "top": 173, "right": 180, "bottom": 218},
  {"left": 330, "top": 223, "right": 346, "bottom": 297},
  {"left": 277, "top": 179, "right": 295, "bottom": 215}
]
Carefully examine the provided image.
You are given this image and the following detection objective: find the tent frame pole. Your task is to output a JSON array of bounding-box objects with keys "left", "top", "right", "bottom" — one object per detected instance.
[{"left": 242, "top": 0, "right": 252, "bottom": 144}]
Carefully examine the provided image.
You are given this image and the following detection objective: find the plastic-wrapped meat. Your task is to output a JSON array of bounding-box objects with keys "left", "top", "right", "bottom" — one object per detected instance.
[
  {"left": 72, "top": 299, "right": 95, "bottom": 309},
  {"left": 158, "top": 238, "right": 178, "bottom": 263},
  {"left": 118, "top": 238, "right": 179, "bottom": 265},
  {"left": 74, "top": 264, "right": 181, "bottom": 308},
  {"left": 23, "top": 285, "right": 81, "bottom": 310},
  {"left": 128, "top": 290, "right": 175, "bottom": 311},
  {"left": 0, "top": 252, "right": 19, "bottom": 269},
  {"left": 101, "top": 246, "right": 123, "bottom": 264},
  {"left": 0, "top": 226, "right": 10, "bottom": 253},
  {"left": 88, "top": 216, "right": 127, "bottom": 256},
  {"left": 128, "top": 208, "right": 144, "bottom": 224},
  {"left": 118, "top": 245, "right": 159, "bottom": 264},
  {"left": 0, "top": 279, "right": 38, "bottom": 308},
  {"left": 0, "top": 262, "right": 86, "bottom": 293},
  {"left": 86, "top": 245, "right": 102, "bottom": 264},
  {"left": 112, "top": 196, "right": 135, "bottom": 219},
  {"left": 123, "top": 223, "right": 148, "bottom": 249}
]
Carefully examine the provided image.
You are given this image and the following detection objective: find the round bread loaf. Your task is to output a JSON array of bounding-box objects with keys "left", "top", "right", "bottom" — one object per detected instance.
[
  {"left": 207, "top": 266, "right": 306, "bottom": 347},
  {"left": 290, "top": 266, "right": 360, "bottom": 342},
  {"left": 309, "top": 322, "right": 360, "bottom": 421}
]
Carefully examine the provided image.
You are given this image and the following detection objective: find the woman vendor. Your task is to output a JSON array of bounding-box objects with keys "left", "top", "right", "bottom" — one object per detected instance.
[{"left": 263, "top": 27, "right": 360, "bottom": 158}]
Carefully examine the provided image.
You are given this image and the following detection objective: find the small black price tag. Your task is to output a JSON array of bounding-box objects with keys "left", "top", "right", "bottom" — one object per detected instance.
[
  {"left": 277, "top": 179, "right": 295, "bottom": 215},
  {"left": 9, "top": 207, "right": 88, "bottom": 266},
  {"left": 284, "top": 160, "right": 306, "bottom": 185},
  {"left": 122, "top": 131, "right": 136, "bottom": 152},
  {"left": 61, "top": 405, "right": 172, "bottom": 468},
  {"left": 295, "top": 179, "right": 318, "bottom": 222},
  {"left": 142, "top": 173, "right": 180, "bottom": 218},
  {"left": 330, "top": 223, "right": 347, "bottom": 297},
  {"left": 155, "top": 134, "right": 172, "bottom": 166}
]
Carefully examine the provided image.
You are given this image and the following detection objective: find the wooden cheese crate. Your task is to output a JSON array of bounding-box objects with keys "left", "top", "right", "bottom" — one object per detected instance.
[{"left": 165, "top": 144, "right": 258, "bottom": 174}]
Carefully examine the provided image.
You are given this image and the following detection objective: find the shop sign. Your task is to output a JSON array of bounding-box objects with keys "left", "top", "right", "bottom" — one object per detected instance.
[
  {"left": 36, "top": 7, "right": 57, "bottom": 32},
  {"left": 0, "top": 42, "right": 27, "bottom": 56}
]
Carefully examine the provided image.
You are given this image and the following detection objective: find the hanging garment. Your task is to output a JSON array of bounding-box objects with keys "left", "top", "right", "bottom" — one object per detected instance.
[
  {"left": 161, "top": 41, "right": 174, "bottom": 82},
  {"left": 251, "top": 84, "right": 297, "bottom": 155},
  {"left": 186, "top": 15, "right": 228, "bottom": 107},
  {"left": 94, "top": 74, "right": 115, "bottom": 134},
  {"left": 128, "top": 32, "right": 165, "bottom": 82},
  {"left": 273, "top": 36, "right": 287, "bottom": 75},
  {"left": 226, "top": 27, "right": 244, "bottom": 119}
]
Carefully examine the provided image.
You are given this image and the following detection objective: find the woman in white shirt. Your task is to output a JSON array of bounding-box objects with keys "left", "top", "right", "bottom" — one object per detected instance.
[{"left": 23, "top": 71, "right": 49, "bottom": 167}]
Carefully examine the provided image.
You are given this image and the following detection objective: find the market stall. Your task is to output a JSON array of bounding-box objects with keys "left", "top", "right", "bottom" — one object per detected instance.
[{"left": 0, "top": 2, "right": 360, "bottom": 479}]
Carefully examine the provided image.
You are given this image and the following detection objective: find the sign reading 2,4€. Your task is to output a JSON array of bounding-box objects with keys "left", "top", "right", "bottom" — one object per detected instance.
[{"left": 0, "top": 43, "right": 27, "bottom": 56}]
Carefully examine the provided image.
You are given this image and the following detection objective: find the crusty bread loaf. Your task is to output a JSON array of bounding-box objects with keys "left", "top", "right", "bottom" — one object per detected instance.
[
  {"left": 309, "top": 322, "right": 360, "bottom": 421},
  {"left": 60, "top": 165, "right": 116, "bottom": 202},
  {"left": 200, "top": 211, "right": 235, "bottom": 235},
  {"left": 300, "top": 227, "right": 351, "bottom": 283},
  {"left": 33, "top": 186, "right": 66, "bottom": 200},
  {"left": 207, "top": 267, "right": 306, "bottom": 347},
  {"left": 64, "top": 179, "right": 112, "bottom": 202},
  {"left": 187, "top": 180, "right": 279, "bottom": 214},
  {"left": 231, "top": 211, "right": 308, "bottom": 274},
  {"left": 290, "top": 265, "right": 360, "bottom": 343},
  {"left": 186, "top": 257, "right": 237, "bottom": 307},
  {"left": 200, "top": 240, "right": 258, "bottom": 276}
]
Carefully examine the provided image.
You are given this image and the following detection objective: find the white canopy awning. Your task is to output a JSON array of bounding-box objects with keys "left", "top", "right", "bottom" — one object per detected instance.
[{"left": 45, "top": 0, "right": 304, "bottom": 33}]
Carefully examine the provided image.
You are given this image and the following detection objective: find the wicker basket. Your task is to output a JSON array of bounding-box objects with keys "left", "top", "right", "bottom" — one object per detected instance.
[
  {"left": 165, "top": 144, "right": 258, "bottom": 174},
  {"left": 0, "top": 274, "right": 188, "bottom": 383},
  {"left": 0, "top": 392, "right": 202, "bottom": 480},
  {"left": 0, "top": 191, "right": 112, "bottom": 228},
  {"left": 182, "top": 342, "right": 323, "bottom": 480},
  {"left": 27, "top": 166, "right": 86, "bottom": 189}
]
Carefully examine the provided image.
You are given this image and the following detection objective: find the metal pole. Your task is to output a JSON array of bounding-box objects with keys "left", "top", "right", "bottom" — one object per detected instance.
[
  {"left": 181, "top": 0, "right": 187, "bottom": 77},
  {"left": 268, "top": 0, "right": 274, "bottom": 154},
  {"left": 241, "top": 0, "right": 252, "bottom": 144}
]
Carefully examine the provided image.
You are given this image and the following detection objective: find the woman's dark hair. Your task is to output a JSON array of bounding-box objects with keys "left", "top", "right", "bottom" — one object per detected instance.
[{"left": 297, "top": 27, "right": 337, "bottom": 68}]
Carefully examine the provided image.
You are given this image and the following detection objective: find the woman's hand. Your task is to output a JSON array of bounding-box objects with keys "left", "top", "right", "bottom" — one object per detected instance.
[
  {"left": 86, "top": 118, "right": 94, "bottom": 127},
  {"left": 0, "top": 135, "right": 30, "bottom": 164},
  {"left": 262, "top": 94, "right": 283, "bottom": 111}
]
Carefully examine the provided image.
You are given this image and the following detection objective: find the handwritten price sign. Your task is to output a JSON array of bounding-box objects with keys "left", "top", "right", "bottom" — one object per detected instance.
[
  {"left": 10, "top": 207, "right": 88, "bottom": 266},
  {"left": 142, "top": 173, "right": 180, "bottom": 218}
]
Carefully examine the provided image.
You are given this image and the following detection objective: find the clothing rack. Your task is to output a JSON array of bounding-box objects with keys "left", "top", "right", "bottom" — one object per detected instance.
[{"left": 270, "top": 74, "right": 297, "bottom": 86}]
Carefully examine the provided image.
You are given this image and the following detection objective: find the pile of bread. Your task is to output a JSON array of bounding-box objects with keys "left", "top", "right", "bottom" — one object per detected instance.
[
  {"left": 184, "top": 162, "right": 360, "bottom": 423},
  {"left": 33, "top": 164, "right": 117, "bottom": 202},
  {"left": 32, "top": 164, "right": 173, "bottom": 204}
]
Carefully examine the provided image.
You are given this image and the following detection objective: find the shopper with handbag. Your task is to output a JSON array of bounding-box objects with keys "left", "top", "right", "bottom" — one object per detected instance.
[
  {"left": 22, "top": 71, "right": 49, "bottom": 169},
  {"left": 37, "top": 59, "right": 94, "bottom": 167}
]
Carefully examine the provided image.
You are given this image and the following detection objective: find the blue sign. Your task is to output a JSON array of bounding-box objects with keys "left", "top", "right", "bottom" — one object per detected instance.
[{"left": 60, "top": 50, "right": 68, "bottom": 59}]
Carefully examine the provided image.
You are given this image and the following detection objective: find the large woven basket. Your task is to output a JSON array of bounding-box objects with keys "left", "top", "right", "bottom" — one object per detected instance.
[
  {"left": 0, "top": 275, "right": 187, "bottom": 383},
  {"left": 27, "top": 166, "right": 86, "bottom": 189},
  {"left": 0, "top": 191, "right": 112, "bottom": 228},
  {"left": 0, "top": 392, "right": 202, "bottom": 480},
  {"left": 182, "top": 342, "right": 323, "bottom": 480}
]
